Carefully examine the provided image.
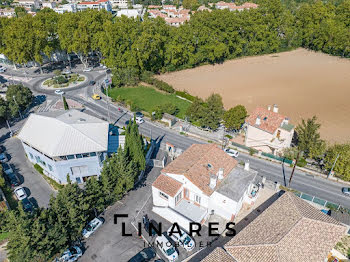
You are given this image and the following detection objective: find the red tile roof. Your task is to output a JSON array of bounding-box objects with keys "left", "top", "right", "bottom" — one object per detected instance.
[
  {"left": 152, "top": 174, "right": 182, "bottom": 197},
  {"left": 246, "top": 107, "right": 286, "bottom": 134},
  {"left": 162, "top": 144, "right": 237, "bottom": 196}
]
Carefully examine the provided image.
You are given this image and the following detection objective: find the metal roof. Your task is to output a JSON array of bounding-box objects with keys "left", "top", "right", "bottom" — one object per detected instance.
[{"left": 18, "top": 110, "right": 109, "bottom": 157}]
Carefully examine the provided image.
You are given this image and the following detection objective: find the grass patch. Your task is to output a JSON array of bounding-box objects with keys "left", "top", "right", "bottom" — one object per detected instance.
[
  {"left": 108, "top": 86, "right": 191, "bottom": 119},
  {"left": 0, "top": 232, "right": 9, "bottom": 242},
  {"left": 34, "top": 164, "right": 63, "bottom": 191}
]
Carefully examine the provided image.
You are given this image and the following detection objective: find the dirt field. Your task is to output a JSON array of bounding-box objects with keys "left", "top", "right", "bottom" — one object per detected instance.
[{"left": 158, "top": 49, "right": 350, "bottom": 143}]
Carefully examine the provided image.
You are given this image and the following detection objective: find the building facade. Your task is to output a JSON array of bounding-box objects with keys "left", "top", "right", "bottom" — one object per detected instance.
[
  {"left": 152, "top": 144, "right": 257, "bottom": 231},
  {"left": 245, "top": 105, "right": 294, "bottom": 155},
  {"left": 18, "top": 110, "right": 122, "bottom": 184}
]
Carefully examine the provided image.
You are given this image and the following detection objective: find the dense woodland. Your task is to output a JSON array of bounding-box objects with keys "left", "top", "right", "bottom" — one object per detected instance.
[{"left": 0, "top": 0, "right": 350, "bottom": 79}]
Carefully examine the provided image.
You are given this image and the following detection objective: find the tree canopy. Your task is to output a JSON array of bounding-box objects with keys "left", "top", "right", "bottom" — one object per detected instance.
[{"left": 223, "top": 105, "right": 247, "bottom": 130}]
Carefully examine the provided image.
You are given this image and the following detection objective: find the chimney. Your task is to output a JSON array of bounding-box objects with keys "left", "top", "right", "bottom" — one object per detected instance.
[
  {"left": 284, "top": 117, "right": 289, "bottom": 125},
  {"left": 244, "top": 161, "right": 250, "bottom": 171},
  {"left": 255, "top": 115, "right": 261, "bottom": 126},
  {"left": 273, "top": 104, "right": 278, "bottom": 113},
  {"left": 267, "top": 105, "right": 271, "bottom": 111},
  {"left": 218, "top": 168, "right": 224, "bottom": 180},
  {"left": 209, "top": 173, "right": 217, "bottom": 189}
]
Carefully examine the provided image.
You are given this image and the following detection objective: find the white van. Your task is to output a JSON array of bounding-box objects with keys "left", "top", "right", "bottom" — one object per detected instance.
[
  {"left": 167, "top": 227, "right": 195, "bottom": 251},
  {"left": 155, "top": 233, "right": 179, "bottom": 262}
]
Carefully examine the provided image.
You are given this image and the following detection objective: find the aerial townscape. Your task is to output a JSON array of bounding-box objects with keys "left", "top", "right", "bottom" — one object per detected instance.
[{"left": 0, "top": 0, "right": 350, "bottom": 261}]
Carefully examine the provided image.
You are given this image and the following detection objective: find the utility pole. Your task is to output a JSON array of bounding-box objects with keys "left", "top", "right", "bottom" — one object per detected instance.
[
  {"left": 6, "top": 120, "right": 13, "bottom": 137},
  {"left": 328, "top": 153, "right": 340, "bottom": 178},
  {"left": 12, "top": 95, "right": 23, "bottom": 119},
  {"left": 288, "top": 150, "right": 301, "bottom": 187}
]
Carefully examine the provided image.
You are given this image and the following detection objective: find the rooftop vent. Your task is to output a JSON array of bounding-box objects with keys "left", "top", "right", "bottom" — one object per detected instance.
[
  {"left": 209, "top": 173, "right": 217, "bottom": 189},
  {"left": 218, "top": 168, "right": 224, "bottom": 180},
  {"left": 273, "top": 104, "right": 278, "bottom": 113},
  {"left": 255, "top": 115, "right": 261, "bottom": 126},
  {"left": 207, "top": 163, "right": 212, "bottom": 169}
]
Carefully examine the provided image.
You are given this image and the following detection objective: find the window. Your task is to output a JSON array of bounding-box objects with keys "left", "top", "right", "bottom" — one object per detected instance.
[
  {"left": 76, "top": 177, "right": 82, "bottom": 184},
  {"left": 35, "top": 156, "right": 41, "bottom": 163},
  {"left": 159, "top": 192, "right": 168, "bottom": 200},
  {"left": 195, "top": 195, "right": 201, "bottom": 204},
  {"left": 76, "top": 154, "right": 83, "bottom": 159},
  {"left": 175, "top": 192, "right": 182, "bottom": 204},
  {"left": 82, "top": 153, "right": 89, "bottom": 158},
  {"left": 67, "top": 155, "right": 75, "bottom": 160},
  {"left": 48, "top": 165, "right": 53, "bottom": 171},
  {"left": 90, "top": 152, "right": 97, "bottom": 157},
  {"left": 29, "top": 153, "right": 33, "bottom": 159}
]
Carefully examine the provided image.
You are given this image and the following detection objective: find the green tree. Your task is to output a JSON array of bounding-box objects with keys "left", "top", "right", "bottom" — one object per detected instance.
[
  {"left": 295, "top": 116, "right": 326, "bottom": 158},
  {"left": 183, "top": 0, "right": 199, "bottom": 10},
  {"left": 324, "top": 143, "right": 350, "bottom": 181},
  {"left": 223, "top": 105, "right": 247, "bottom": 130},
  {"left": 199, "top": 93, "right": 223, "bottom": 129},
  {"left": 125, "top": 120, "right": 145, "bottom": 173},
  {"left": 0, "top": 165, "right": 5, "bottom": 188},
  {"left": 0, "top": 97, "right": 9, "bottom": 121},
  {"left": 14, "top": 7, "right": 27, "bottom": 18},
  {"left": 84, "top": 176, "right": 106, "bottom": 214},
  {"left": 6, "top": 85, "right": 33, "bottom": 118},
  {"left": 185, "top": 97, "right": 205, "bottom": 122}
]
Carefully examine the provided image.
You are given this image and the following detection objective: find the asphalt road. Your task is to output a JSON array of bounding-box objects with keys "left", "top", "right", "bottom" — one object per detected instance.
[{"left": 1, "top": 67, "right": 349, "bottom": 210}]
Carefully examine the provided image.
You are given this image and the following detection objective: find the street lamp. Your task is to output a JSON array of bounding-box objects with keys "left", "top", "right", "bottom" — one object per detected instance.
[{"left": 12, "top": 95, "right": 23, "bottom": 119}]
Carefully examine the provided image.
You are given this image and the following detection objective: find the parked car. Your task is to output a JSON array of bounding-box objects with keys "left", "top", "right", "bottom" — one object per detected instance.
[
  {"left": 155, "top": 233, "right": 178, "bottom": 262},
  {"left": 14, "top": 187, "right": 27, "bottom": 201},
  {"left": 2, "top": 163, "right": 13, "bottom": 175},
  {"left": 21, "top": 198, "right": 34, "bottom": 213},
  {"left": 62, "top": 69, "right": 72, "bottom": 75},
  {"left": 6, "top": 171, "right": 19, "bottom": 188},
  {"left": 224, "top": 148, "right": 239, "bottom": 158},
  {"left": 0, "top": 145, "right": 5, "bottom": 153},
  {"left": 82, "top": 217, "right": 103, "bottom": 238},
  {"left": 83, "top": 67, "right": 93, "bottom": 72},
  {"left": 135, "top": 112, "right": 144, "bottom": 118},
  {"left": 89, "top": 80, "right": 96, "bottom": 85},
  {"left": 0, "top": 66, "right": 7, "bottom": 72},
  {"left": 142, "top": 215, "right": 158, "bottom": 236},
  {"left": 55, "top": 89, "right": 65, "bottom": 95},
  {"left": 167, "top": 227, "right": 195, "bottom": 251},
  {"left": 0, "top": 153, "right": 8, "bottom": 163},
  {"left": 342, "top": 187, "right": 350, "bottom": 196},
  {"left": 100, "top": 64, "right": 107, "bottom": 69},
  {"left": 92, "top": 94, "right": 101, "bottom": 100},
  {"left": 135, "top": 117, "right": 144, "bottom": 125},
  {"left": 128, "top": 247, "right": 156, "bottom": 262},
  {"left": 58, "top": 246, "right": 82, "bottom": 262}
]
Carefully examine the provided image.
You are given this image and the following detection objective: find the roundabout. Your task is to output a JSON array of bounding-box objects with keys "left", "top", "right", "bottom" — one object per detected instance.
[{"left": 41, "top": 72, "right": 88, "bottom": 90}]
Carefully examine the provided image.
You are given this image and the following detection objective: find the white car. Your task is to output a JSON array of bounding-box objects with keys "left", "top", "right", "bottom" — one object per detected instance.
[
  {"left": 62, "top": 69, "right": 72, "bottom": 75},
  {"left": 100, "top": 64, "right": 107, "bottom": 69},
  {"left": 0, "top": 66, "right": 7, "bottom": 72},
  {"left": 55, "top": 89, "right": 65, "bottom": 95},
  {"left": 83, "top": 67, "right": 92, "bottom": 72},
  {"left": 167, "top": 227, "right": 195, "bottom": 252},
  {"left": 14, "top": 187, "right": 27, "bottom": 201},
  {"left": 58, "top": 246, "right": 82, "bottom": 262},
  {"left": 224, "top": 148, "right": 239, "bottom": 158},
  {"left": 155, "top": 233, "right": 178, "bottom": 262},
  {"left": 82, "top": 217, "right": 103, "bottom": 238},
  {"left": 135, "top": 116, "right": 144, "bottom": 124}
]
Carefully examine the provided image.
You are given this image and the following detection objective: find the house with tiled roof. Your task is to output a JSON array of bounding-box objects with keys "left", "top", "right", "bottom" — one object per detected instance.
[
  {"left": 245, "top": 105, "right": 294, "bottom": 155},
  {"left": 201, "top": 192, "right": 346, "bottom": 262},
  {"left": 77, "top": 0, "right": 112, "bottom": 12},
  {"left": 152, "top": 144, "right": 258, "bottom": 231}
]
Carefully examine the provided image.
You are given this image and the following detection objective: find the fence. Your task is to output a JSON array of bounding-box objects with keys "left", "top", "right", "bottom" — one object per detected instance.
[
  {"left": 293, "top": 191, "right": 350, "bottom": 213},
  {"left": 231, "top": 141, "right": 293, "bottom": 165}
]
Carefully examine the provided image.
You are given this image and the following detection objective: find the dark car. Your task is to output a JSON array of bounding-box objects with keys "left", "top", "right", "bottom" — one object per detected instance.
[
  {"left": 128, "top": 248, "right": 156, "bottom": 262},
  {"left": 0, "top": 145, "right": 5, "bottom": 154},
  {"left": 135, "top": 112, "right": 144, "bottom": 118},
  {"left": 142, "top": 215, "right": 159, "bottom": 236},
  {"left": 6, "top": 172, "right": 19, "bottom": 188},
  {"left": 89, "top": 80, "right": 96, "bottom": 85},
  {"left": 21, "top": 198, "right": 34, "bottom": 213}
]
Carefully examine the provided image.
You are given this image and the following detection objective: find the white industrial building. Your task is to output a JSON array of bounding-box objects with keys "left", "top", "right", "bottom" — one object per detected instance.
[{"left": 18, "top": 110, "right": 123, "bottom": 184}]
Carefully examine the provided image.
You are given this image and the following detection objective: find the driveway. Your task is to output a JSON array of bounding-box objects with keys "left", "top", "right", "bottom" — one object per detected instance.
[{"left": 2, "top": 136, "right": 55, "bottom": 207}]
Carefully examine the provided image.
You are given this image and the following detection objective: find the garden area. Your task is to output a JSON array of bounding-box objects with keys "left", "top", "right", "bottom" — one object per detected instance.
[
  {"left": 42, "top": 70, "right": 85, "bottom": 89},
  {"left": 108, "top": 86, "right": 191, "bottom": 119}
]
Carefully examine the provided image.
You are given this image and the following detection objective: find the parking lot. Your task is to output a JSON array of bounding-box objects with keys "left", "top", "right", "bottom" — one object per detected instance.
[
  {"left": 1, "top": 131, "right": 55, "bottom": 208},
  {"left": 80, "top": 147, "right": 218, "bottom": 262}
]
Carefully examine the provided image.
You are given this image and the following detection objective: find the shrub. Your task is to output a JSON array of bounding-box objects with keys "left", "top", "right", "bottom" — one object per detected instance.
[
  {"left": 141, "top": 74, "right": 175, "bottom": 93},
  {"left": 175, "top": 90, "right": 196, "bottom": 102},
  {"left": 225, "top": 134, "right": 233, "bottom": 139},
  {"left": 249, "top": 148, "right": 257, "bottom": 156},
  {"left": 296, "top": 158, "right": 307, "bottom": 167},
  {"left": 54, "top": 75, "right": 68, "bottom": 85},
  {"left": 34, "top": 164, "right": 43, "bottom": 174}
]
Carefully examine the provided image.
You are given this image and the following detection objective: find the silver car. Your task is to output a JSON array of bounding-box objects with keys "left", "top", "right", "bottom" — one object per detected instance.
[
  {"left": 342, "top": 187, "right": 350, "bottom": 196},
  {"left": 58, "top": 246, "right": 82, "bottom": 262}
]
